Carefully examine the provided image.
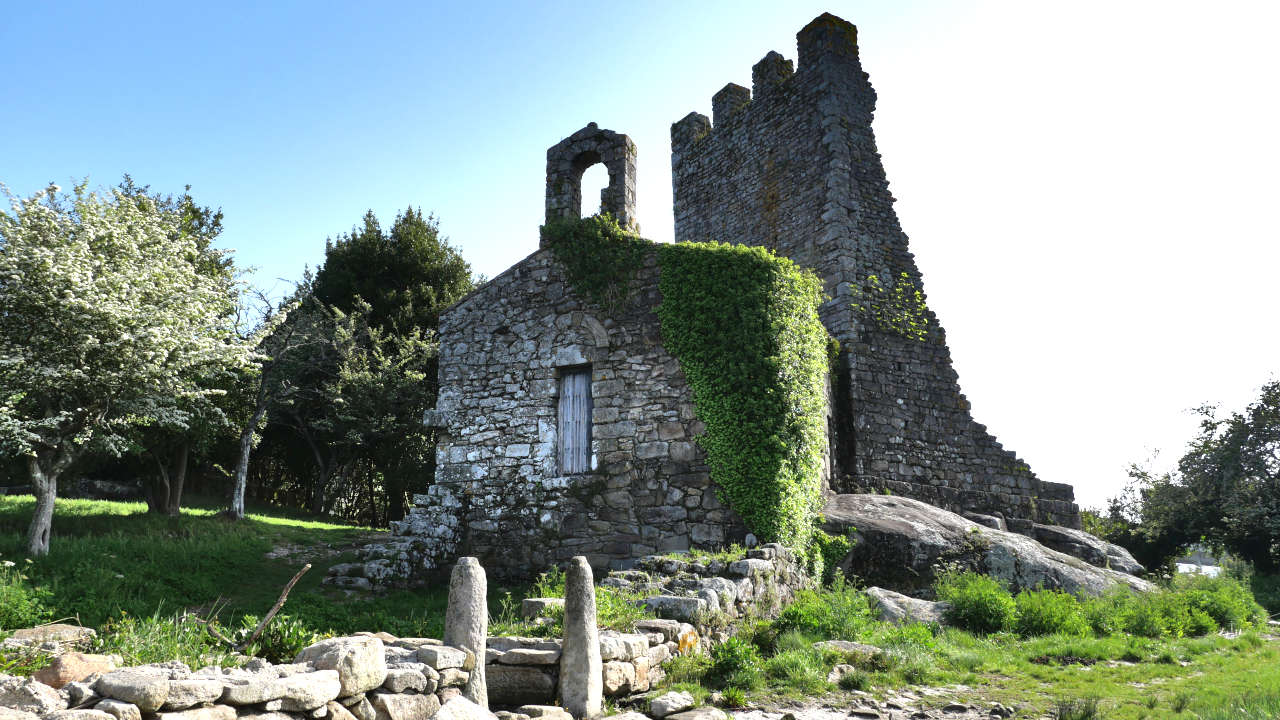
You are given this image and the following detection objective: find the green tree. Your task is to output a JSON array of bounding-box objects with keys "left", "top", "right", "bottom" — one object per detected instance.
[
  {"left": 298, "top": 208, "right": 471, "bottom": 521},
  {"left": 1105, "top": 380, "right": 1280, "bottom": 570},
  {"left": 115, "top": 177, "right": 238, "bottom": 515},
  {"left": 226, "top": 289, "right": 301, "bottom": 520},
  {"left": 312, "top": 208, "right": 473, "bottom": 334},
  {"left": 0, "top": 182, "right": 255, "bottom": 554}
]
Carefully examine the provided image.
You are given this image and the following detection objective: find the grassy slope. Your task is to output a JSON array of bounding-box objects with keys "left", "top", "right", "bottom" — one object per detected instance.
[{"left": 0, "top": 495, "right": 451, "bottom": 636}]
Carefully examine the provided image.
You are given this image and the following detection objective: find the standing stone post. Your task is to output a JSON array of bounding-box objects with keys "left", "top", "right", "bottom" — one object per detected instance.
[
  {"left": 443, "top": 557, "right": 487, "bottom": 707},
  {"left": 559, "top": 556, "right": 602, "bottom": 718}
]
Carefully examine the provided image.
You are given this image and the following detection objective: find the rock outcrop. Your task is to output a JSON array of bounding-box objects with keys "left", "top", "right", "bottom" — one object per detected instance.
[
  {"left": 1032, "top": 523, "right": 1145, "bottom": 576},
  {"left": 821, "top": 494, "right": 1153, "bottom": 597}
]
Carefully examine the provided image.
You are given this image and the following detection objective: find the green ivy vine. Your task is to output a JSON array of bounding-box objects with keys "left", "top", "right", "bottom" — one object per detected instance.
[
  {"left": 540, "top": 214, "right": 648, "bottom": 312},
  {"left": 853, "top": 271, "right": 930, "bottom": 341},
  {"left": 544, "top": 216, "right": 834, "bottom": 555},
  {"left": 656, "top": 242, "right": 830, "bottom": 550}
]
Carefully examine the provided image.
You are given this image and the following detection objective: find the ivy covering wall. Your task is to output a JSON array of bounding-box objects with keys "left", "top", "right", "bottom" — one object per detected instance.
[{"left": 542, "top": 215, "right": 831, "bottom": 552}]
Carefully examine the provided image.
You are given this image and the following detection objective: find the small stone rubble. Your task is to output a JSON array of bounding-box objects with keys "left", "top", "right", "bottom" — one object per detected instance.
[{"left": 600, "top": 544, "right": 811, "bottom": 632}]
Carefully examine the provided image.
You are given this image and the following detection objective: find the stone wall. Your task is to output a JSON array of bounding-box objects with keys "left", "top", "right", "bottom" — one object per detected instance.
[
  {"left": 402, "top": 248, "right": 747, "bottom": 581},
  {"left": 670, "top": 13, "right": 1080, "bottom": 530},
  {"left": 489, "top": 543, "right": 812, "bottom": 705},
  {"left": 0, "top": 634, "right": 480, "bottom": 720}
]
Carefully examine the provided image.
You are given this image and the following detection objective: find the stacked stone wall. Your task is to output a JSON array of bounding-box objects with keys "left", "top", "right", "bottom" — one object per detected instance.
[{"left": 670, "top": 13, "right": 1080, "bottom": 530}]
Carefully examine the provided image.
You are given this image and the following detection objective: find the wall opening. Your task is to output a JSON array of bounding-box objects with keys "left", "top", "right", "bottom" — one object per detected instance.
[
  {"left": 579, "top": 163, "right": 609, "bottom": 218},
  {"left": 557, "top": 366, "right": 593, "bottom": 474}
]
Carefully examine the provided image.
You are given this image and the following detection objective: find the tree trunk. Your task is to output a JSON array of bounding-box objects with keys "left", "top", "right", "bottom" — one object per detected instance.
[
  {"left": 386, "top": 467, "right": 406, "bottom": 523},
  {"left": 166, "top": 441, "right": 189, "bottom": 516},
  {"left": 25, "top": 442, "right": 78, "bottom": 557},
  {"left": 26, "top": 457, "right": 57, "bottom": 556},
  {"left": 148, "top": 455, "right": 170, "bottom": 514},
  {"left": 296, "top": 420, "right": 330, "bottom": 517},
  {"left": 309, "top": 467, "right": 329, "bottom": 516},
  {"left": 231, "top": 404, "right": 268, "bottom": 520}
]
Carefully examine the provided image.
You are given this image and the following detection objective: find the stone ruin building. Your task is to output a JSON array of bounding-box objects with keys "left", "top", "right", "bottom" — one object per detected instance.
[{"left": 347, "top": 13, "right": 1082, "bottom": 584}]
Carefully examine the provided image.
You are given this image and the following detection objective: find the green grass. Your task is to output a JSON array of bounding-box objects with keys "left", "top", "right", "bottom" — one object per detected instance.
[
  {"left": 652, "top": 571, "right": 1280, "bottom": 718},
  {"left": 487, "top": 565, "right": 655, "bottom": 638},
  {"left": 0, "top": 495, "right": 661, "bottom": 669},
  {"left": 0, "top": 495, "right": 538, "bottom": 641},
  {"left": 7, "top": 495, "right": 1280, "bottom": 719}
]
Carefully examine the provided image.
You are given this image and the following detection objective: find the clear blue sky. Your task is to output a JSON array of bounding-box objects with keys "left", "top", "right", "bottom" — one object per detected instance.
[{"left": 3, "top": 1, "right": 1278, "bottom": 509}]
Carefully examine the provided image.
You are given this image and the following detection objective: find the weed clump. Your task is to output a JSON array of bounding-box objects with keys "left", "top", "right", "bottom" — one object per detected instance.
[
  {"left": 772, "top": 575, "right": 875, "bottom": 639},
  {"left": 0, "top": 557, "right": 51, "bottom": 631},
  {"left": 936, "top": 571, "right": 1016, "bottom": 634},
  {"left": 1015, "top": 588, "right": 1089, "bottom": 637},
  {"left": 706, "top": 636, "right": 765, "bottom": 690}
]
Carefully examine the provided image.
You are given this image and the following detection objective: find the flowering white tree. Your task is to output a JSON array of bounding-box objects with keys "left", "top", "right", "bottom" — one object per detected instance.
[{"left": 0, "top": 182, "right": 256, "bottom": 554}]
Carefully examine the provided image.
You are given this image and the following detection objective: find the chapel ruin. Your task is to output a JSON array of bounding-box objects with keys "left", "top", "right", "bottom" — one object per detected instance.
[{"left": 334, "top": 13, "right": 1082, "bottom": 584}]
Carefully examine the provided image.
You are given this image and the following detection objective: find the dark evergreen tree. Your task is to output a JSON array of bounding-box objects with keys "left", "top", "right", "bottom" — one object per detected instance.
[{"left": 252, "top": 209, "right": 474, "bottom": 524}]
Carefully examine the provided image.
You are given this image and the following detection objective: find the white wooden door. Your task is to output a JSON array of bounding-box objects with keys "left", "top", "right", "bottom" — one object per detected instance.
[{"left": 558, "top": 368, "right": 593, "bottom": 474}]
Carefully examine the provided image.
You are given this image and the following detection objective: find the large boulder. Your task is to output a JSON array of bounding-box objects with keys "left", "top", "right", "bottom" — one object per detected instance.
[
  {"left": 1032, "top": 523, "right": 1146, "bottom": 576},
  {"left": 821, "top": 494, "right": 1154, "bottom": 597}
]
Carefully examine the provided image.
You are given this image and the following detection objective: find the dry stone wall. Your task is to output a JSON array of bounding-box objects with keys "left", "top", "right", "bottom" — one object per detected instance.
[
  {"left": 0, "top": 634, "right": 481, "bottom": 720},
  {"left": 670, "top": 13, "right": 1080, "bottom": 531}
]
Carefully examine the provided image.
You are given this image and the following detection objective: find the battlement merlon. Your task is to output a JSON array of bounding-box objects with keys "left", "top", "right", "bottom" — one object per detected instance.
[
  {"left": 796, "top": 12, "right": 860, "bottom": 69},
  {"left": 544, "top": 122, "right": 639, "bottom": 236},
  {"left": 671, "top": 13, "right": 873, "bottom": 156},
  {"left": 752, "top": 51, "right": 794, "bottom": 98},
  {"left": 712, "top": 83, "right": 751, "bottom": 127},
  {"left": 670, "top": 112, "right": 711, "bottom": 166}
]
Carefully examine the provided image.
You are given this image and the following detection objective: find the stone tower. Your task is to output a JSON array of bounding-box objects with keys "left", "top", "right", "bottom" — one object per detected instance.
[{"left": 671, "top": 13, "right": 1079, "bottom": 530}]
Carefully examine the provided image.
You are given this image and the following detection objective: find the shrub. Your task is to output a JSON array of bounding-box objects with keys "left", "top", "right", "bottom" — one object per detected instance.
[
  {"left": 809, "top": 529, "right": 853, "bottom": 585},
  {"left": 719, "top": 687, "right": 747, "bottom": 708},
  {"left": 1014, "top": 589, "right": 1089, "bottom": 637},
  {"left": 661, "top": 652, "right": 710, "bottom": 686},
  {"left": 1186, "top": 607, "right": 1217, "bottom": 637},
  {"left": 935, "top": 571, "right": 1016, "bottom": 634},
  {"left": 772, "top": 575, "right": 875, "bottom": 640},
  {"left": 1119, "top": 592, "right": 1193, "bottom": 638},
  {"left": 838, "top": 668, "right": 871, "bottom": 691},
  {"left": 706, "top": 636, "right": 765, "bottom": 690},
  {"left": 0, "top": 559, "right": 52, "bottom": 631},
  {"left": 236, "top": 613, "right": 324, "bottom": 664},
  {"left": 1080, "top": 588, "right": 1129, "bottom": 636},
  {"left": 1174, "top": 574, "right": 1265, "bottom": 630}
]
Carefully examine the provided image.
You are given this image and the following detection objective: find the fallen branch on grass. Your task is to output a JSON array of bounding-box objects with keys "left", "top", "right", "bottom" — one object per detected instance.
[{"left": 188, "top": 563, "right": 311, "bottom": 652}]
